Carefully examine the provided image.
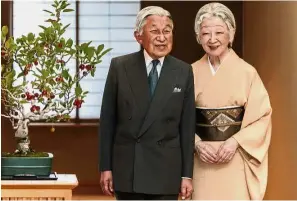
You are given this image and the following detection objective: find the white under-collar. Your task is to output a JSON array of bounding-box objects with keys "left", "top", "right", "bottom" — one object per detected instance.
[
  {"left": 207, "top": 50, "right": 231, "bottom": 75},
  {"left": 143, "top": 49, "right": 165, "bottom": 67},
  {"left": 207, "top": 56, "right": 220, "bottom": 76}
]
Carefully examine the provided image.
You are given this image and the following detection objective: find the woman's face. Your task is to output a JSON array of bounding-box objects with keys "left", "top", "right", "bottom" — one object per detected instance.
[{"left": 199, "top": 16, "right": 233, "bottom": 57}]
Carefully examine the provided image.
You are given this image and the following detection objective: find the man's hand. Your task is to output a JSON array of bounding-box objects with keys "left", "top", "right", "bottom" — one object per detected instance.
[
  {"left": 195, "top": 141, "right": 217, "bottom": 164},
  {"left": 100, "top": 171, "right": 114, "bottom": 196},
  {"left": 216, "top": 137, "right": 239, "bottom": 163},
  {"left": 180, "top": 178, "right": 193, "bottom": 200}
]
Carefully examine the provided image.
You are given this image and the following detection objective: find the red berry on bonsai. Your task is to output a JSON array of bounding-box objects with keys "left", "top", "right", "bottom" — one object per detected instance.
[
  {"left": 55, "top": 76, "right": 63, "bottom": 82},
  {"left": 35, "top": 106, "right": 40, "bottom": 112},
  {"left": 50, "top": 93, "right": 55, "bottom": 99},
  {"left": 28, "top": 95, "right": 34, "bottom": 101},
  {"left": 30, "top": 105, "right": 36, "bottom": 112},
  {"left": 79, "top": 64, "right": 85, "bottom": 70},
  {"left": 86, "top": 65, "right": 92, "bottom": 71},
  {"left": 42, "top": 90, "right": 47, "bottom": 96}
]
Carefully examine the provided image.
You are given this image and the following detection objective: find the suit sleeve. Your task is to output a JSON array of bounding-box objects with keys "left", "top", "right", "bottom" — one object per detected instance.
[
  {"left": 180, "top": 65, "right": 196, "bottom": 178},
  {"left": 99, "top": 58, "right": 117, "bottom": 171}
]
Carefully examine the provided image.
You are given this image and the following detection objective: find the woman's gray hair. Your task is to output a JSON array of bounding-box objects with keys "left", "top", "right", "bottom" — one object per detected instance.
[
  {"left": 194, "top": 2, "right": 236, "bottom": 45},
  {"left": 135, "top": 6, "right": 173, "bottom": 35}
]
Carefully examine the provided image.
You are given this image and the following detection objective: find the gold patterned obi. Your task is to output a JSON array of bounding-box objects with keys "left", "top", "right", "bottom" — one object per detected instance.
[{"left": 196, "top": 106, "right": 245, "bottom": 141}]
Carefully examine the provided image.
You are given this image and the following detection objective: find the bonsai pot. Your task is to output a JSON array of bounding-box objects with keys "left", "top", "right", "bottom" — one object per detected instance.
[{"left": 1, "top": 152, "right": 53, "bottom": 176}]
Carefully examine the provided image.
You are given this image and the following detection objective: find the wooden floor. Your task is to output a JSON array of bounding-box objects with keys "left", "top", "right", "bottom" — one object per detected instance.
[
  {"left": 72, "top": 186, "right": 183, "bottom": 200},
  {"left": 73, "top": 195, "right": 115, "bottom": 200},
  {"left": 72, "top": 185, "right": 115, "bottom": 200}
]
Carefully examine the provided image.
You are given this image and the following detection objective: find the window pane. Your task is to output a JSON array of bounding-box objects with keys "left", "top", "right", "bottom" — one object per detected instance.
[
  {"left": 110, "top": 2, "right": 140, "bottom": 15},
  {"left": 79, "top": 106, "right": 102, "bottom": 119},
  {"left": 79, "top": 1, "right": 140, "bottom": 119},
  {"left": 110, "top": 29, "right": 135, "bottom": 41},
  {"left": 79, "top": 29, "right": 109, "bottom": 41},
  {"left": 79, "top": 2, "right": 110, "bottom": 15},
  {"left": 79, "top": 16, "right": 109, "bottom": 28},
  {"left": 110, "top": 16, "right": 136, "bottom": 28}
]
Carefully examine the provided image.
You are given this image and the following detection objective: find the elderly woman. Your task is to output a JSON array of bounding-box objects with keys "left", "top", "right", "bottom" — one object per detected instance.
[{"left": 191, "top": 2, "right": 272, "bottom": 200}]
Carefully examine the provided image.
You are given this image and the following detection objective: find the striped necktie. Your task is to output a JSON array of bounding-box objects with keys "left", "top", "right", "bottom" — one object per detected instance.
[{"left": 148, "top": 59, "right": 160, "bottom": 97}]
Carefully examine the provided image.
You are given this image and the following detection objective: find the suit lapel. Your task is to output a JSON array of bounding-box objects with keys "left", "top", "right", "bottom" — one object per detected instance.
[
  {"left": 124, "top": 51, "right": 151, "bottom": 118},
  {"left": 138, "top": 56, "right": 177, "bottom": 137}
]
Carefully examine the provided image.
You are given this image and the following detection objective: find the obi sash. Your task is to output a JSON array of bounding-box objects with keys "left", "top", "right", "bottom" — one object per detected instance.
[{"left": 196, "top": 106, "right": 245, "bottom": 141}]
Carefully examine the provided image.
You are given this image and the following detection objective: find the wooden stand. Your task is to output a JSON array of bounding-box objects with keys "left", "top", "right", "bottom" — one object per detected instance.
[{"left": 1, "top": 174, "right": 78, "bottom": 200}]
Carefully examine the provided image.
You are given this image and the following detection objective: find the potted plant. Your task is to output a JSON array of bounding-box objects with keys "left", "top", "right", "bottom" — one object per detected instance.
[{"left": 1, "top": 0, "right": 111, "bottom": 177}]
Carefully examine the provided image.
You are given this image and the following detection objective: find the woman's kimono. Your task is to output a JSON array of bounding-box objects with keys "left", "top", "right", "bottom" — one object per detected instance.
[{"left": 191, "top": 49, "right": 272, "bottom": 200}]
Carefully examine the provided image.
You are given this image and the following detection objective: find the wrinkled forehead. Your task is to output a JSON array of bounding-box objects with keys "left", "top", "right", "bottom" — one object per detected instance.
[{"left": 145, "top": 15, "right": 173, "bottom": 29}]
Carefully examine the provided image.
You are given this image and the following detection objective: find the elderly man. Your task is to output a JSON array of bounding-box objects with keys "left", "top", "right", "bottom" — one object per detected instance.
[{"left": 99, "top": 6, "right": 195, "bottom": 200}]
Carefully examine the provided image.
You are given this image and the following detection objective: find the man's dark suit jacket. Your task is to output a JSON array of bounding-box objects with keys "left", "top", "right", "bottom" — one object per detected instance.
[{"left": 99, "top": 50, "right": 195, "bottom": 195}]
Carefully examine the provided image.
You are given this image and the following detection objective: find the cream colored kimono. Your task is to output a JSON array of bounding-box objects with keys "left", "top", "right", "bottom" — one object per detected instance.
[{"left": 191, "top": 49, "right": 272, "bottom": 200}]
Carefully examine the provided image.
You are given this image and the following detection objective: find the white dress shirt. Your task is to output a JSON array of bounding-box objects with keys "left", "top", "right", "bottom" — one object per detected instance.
[{"left": 143, "top": 49, "right": 165, "bottom": 77}]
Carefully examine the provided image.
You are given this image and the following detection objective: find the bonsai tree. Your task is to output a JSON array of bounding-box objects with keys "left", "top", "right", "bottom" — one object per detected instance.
[{"left": 1, "top": 0, "right": 111, "bottom": 156}]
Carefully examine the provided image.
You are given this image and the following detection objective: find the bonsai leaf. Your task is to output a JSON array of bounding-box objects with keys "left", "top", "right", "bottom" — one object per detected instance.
[
  {"left": 43, "top": 9, "right": 54, "bottom": 15},
  {"left": 96, "top": 44, "right": 104, "bottom": 54},
  {"left": 17, "top": 72, "right": 25, "bottom": 78},
  {"left": 75, "top": 84, "right": 82, "bottom": 97},
  {"left": 62, "top": 69, "right": 70, "bottom": 80},
  {"left": 4, "top": 37, "right": 14, "bottom": 49},
  {"left": 2, "top": 26, "right": 8, "bottom": 36},
  {"left": 66, "top": 38, "right": 73, "bottom": 48},
  {"left": 27, "top": 33, "right": 35, "bottom": 42},
  {"left": 61, "top": 24, "right": 71, "bottom": 32},
  {"left": 59, "top": 93, "right": 65, "bottom": 99},
  {"left": 49, "top": 79, "right": 56, "bottom": 86},
  {"left": 39, "top": 25, "right": 47, "bottom": 30},
  {"left": 99, "top": 48, "right": 112, "bottom": 58},
  {"left": 90, "top": 68, "right": 95, "bottom": 77},
  {"left": 41, "top": 69, "right": 50, "bottom": 78},
  {"left": 86, "top": 47, "right": 95, "bottom": 60},
  {"left": 5, "top": 69, "right": 16, "bottom": 88},
  {"left": 63, "top": 9, "right": 74, "bottom": 12},
  {"left": 20, "top": 100, "right": 29, "bottom": 104},
  {"left": 81, "top": 41, "right": 92, "bottom": 50}
]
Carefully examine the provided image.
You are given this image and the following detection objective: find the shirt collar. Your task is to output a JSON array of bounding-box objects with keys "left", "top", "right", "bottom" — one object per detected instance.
[{"left": 143, "top": 49, "right": 165, "bottom": 67}]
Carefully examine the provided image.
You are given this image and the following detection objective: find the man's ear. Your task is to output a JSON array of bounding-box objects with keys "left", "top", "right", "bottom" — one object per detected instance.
[{"left": 134, "top": 31, "right": 143, "bottom": 45}]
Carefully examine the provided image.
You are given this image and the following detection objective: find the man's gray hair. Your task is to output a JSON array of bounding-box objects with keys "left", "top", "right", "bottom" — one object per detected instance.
[
  {"left": 135, "top": 6, "right": 173, "bottom": 35},
  {"left": 194, "top": 2, "right": 236, "bottom": 44}
]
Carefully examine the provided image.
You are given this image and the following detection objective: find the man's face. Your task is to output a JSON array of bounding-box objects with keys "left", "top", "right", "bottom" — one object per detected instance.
[{"left": 135, "top": 15, "right": 173, "bottom": 59}]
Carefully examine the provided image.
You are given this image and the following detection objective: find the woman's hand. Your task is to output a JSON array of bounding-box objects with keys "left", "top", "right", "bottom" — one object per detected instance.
[
  {"left": 195, "top": 141, "right": 217, "bottom": 164},
  {"left": 216, "top": 137, "right": 239, "bottom": 163}
]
